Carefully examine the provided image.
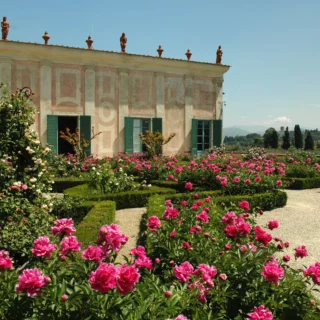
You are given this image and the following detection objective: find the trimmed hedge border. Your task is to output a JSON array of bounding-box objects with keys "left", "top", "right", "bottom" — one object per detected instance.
[
  {"left": 52, "top": 178, "right": 89, "bottom": 193},
  {"left": 147, "top": 190, "right": 288, "bottom": 218},
  {"left": 285, "top": 177, "right": 320, "bottom": 190},
  {"left": 64, "top": 184, "right": 176, "bottom": 210},
  {"left": 75, "top": 200, "right": 116, "bottom": 246}
]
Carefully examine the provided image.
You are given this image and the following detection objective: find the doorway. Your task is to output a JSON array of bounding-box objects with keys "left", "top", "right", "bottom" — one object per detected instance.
[{"left": 58, "top": 116, "right": 78, "bottom": 155}]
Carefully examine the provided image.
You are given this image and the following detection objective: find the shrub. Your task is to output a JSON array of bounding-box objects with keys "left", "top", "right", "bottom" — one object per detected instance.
[
  {"left": 294, "top": 124, "right": 304, "bottom": 149},
  {"left": 305, "top": 131, "right": 314, "bottom": 150}
]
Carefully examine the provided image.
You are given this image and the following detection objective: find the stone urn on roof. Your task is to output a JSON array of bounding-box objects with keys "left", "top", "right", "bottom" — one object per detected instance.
[
  {"left": 42, "top": 31, "right": 50, "bottom": 45},
  {"left": 86, "top": 36, "right": 93, "bottom": 50},
  {"left": 185, "top": 49, "right": 192, "bottom": 61}
]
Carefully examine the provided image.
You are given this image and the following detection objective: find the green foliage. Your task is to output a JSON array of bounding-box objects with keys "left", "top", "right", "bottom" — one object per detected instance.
[
  {"left": 75, "top": 201, "right": 116, "bottom": 246},
  {"left": 64, "top": 184, "right": 176, "bottom": 209},
  {"left": 59, "top": 127, "right": 101, "bottom": 162},
  {"left": 294, "top": 124, "right": 304, "bottom": 149},
  {"left": 139, "top": 130, "right": 175, "bottom": 158},
  {"left": 282, "top": 126, "right": 291, "bottom": 150},
  {"left": 286, "top": 177, "right": 320, "bottom": 190},
  {"left": 88, "top": 163, "right": 146, "bottom": 194},
  {"left": 305, "top": 131, "right": 314, "bottom": 150},
  {"left": 263, "top": 127, "right": 279, "bottom": 148},
  {"left": 52, "top": 177, "right": 90, "bottom": 193}
]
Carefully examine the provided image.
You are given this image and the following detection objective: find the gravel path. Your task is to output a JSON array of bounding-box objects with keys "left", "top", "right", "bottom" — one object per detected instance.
[
  {"left": 115, "top": 207, "right": 146, "bottom": 264},
  {"left": 256, "top": 188, "right": 320, "bottom": 298}
]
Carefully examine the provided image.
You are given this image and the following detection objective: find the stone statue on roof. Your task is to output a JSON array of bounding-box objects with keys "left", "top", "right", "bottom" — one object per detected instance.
[
  {"left": 1, "top": 17, "right": 10, "bottom": 41},
  {"left": 120, "top": 33, "right": 127, "bottom": 53},
  {"left": 216, "top": 45, "right": 223, "bottom": 64}
]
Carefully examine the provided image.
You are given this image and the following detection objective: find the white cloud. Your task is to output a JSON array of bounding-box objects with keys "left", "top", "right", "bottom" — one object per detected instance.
[
  {"left": 240, "top": 116, "right": 248, "bottom": 119},
  {"left": 269, "top": 116, "right": 292, "bottom": 124}
]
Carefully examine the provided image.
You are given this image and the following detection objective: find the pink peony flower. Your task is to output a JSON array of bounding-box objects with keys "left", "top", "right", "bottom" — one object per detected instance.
[
  {"left": 190, "top": 225, "right": 203, "bottom": 234},
  {"left": 283, "top": 255, "right": 291, "bottom": 262},
  {"left": 130, "top": 246, "right": 147, "bottom": 258},
  {"left": 170, "top": 230, "right": 177, "bottom": 238},
  {"left": 225, "top": 243, "right": 232, "bottom": 250},
  {"left": 16, "top": 268, "right": 51, "bottom": 297},
  {"left": 245, "top": 178, "right": 251, "bottom": 185},
  {"left": 304, "top": 262, "right": 320, "bottom": 285},
  {"left": 61, "top": 294, "right": 68, "bottom": 301},
  {"left": 51, "top": 218, "right": 76, "bottom": 236},
  {"left": 196, "top": 211, "right": 210, "bottom": 223},
  {"left": 116, "top": 264, "right": 140, "bottom": 295},
  {"left": 82, "top": 246, "right": 106, "bottom": 263},
  {"left": 254, "top": 226, "right": 273, "bottom": 247},
  {"left": 98, "top": 224, "right": 128, "bottom": 252},
  {"left": 221, "top": 211, "right": 237, "bottom": 225},
  {"left": 0, "top": 250, "right": 13, "bottom": 270},
  {"left": 182, "top": 241, "right": 192, "bottom": 250},
  {"left": 295, "top": 245, "right": 308, "bottom": 259},
  {"left": 255, "top": 175, "right": 262, "bottom": 183},
  {"left": 262, "top": 261, "right": 284, "bottom": 285},
  {"left": 174, "top": 261, "right": 194, "bottom": 283},
  {"left": 147, "top": 216, "right": 161, "bottom": 232},
  {"left": 276, "top": 180, "right": 283, "bottom": 186},
  {"left": 267, "top": 220, "right": 279, "bottom": 230},
  {"left": 135, "top": 255, "right": 153, "bottom": 270},
  {"left": 165, "top": 200, "right": 173, "bottom": 207},
  {"left": 193, "top": 264, "right": 217, "bottom": 287},
  {"left": 163, "top": 207, "right": 180, "bottom": 220},
  {"left": 176, "top": 315, "right": 189, "bottom": 320},
  {"left": 239, "top": 200, "right": 250, "bottom": 211},
  {"left": 219, "top": 273, "right": 228, "bottom": 281},
  {"left": 89, "top": 263, "right": 117, "bottom": 293},
  {"left": 164, "top": 290, "right": 172, "bottom": 297},
  {"left": 247, "top": 305, "right": 273, "bottom": 320},
  {"left": 60, "top": 236, "right": 81, "bottom": 256},
  {"left": 224, "top": 225, "right": 237, "bottom": 238},
  {"left": 233, "top": 176, "right": 240, "bottom": 184},
  {"left": 32, "top": 236, "right": 57, "bottom": 258},
  {"left": 185, "top": 182, "right": 193, "bottom": 190},
  {"left": 21, "top": 184, "right": 28, "bottom": 191},
  {"left": 181, "top": 200, "right": 188, "bottom": 206}
]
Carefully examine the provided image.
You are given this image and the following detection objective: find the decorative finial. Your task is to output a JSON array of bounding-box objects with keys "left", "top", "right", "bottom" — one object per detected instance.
[
  {"left": 120, "top": 33, "right": 127, "bottom": 53},
  {"left": 157, "top": 45, "right": 164, "bottom": 57},
  {"left": 42, "top": 31, "right": 50, "bottom": 45},
  {"left": 185, "top": 49, "right": 192, "bottom": 61},
  {"left": 216, "top": 45, "right": 223, "bottom": 64},
  {"left": 86, "top": 35, "right": 93, "bottom": 50},
  {"left": 1, "top": 16, "right": 10, "bottom": 41}
]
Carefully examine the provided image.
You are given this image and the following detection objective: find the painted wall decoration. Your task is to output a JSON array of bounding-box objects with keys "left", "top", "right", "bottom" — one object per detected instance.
[
  {"left": 129, "top": 71, "right": 155, "bottom": 116},
  {"left": 193, "top": 77, "right": 216, "bottom": 119},
  {"left": 95, "top": 68, "right": 119, "bottom": 156},
  {"left": 164, "top": 75, "right": 185, "bottom": 154}
]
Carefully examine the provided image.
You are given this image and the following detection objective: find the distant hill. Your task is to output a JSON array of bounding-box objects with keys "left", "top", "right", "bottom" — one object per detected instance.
[
  {"left": 223, "top": 127, "right": 250, "bottom": 137},
  {"left": 224, "top": 125, "right": 268, "bottom": 137}
]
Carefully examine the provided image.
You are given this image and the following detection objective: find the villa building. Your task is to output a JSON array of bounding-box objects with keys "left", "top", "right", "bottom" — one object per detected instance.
[{"left": 0, "top": 40, "right": 230, "bottom": 157}]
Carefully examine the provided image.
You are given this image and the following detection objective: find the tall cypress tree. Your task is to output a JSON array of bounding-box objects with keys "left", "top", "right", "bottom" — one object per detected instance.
[
  {"left": 304, "top": 131, "right": 314, "bottom": 150},
  {"left": 282, "top": 126, "right": 291, "bottom": 150},
  {"left": 294, "top": 124, "right": 303, "bottom": 149}
]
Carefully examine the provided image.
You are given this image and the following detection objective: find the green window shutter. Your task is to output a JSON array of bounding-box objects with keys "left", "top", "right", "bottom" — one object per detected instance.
[
  {"left": 47, "top": 115, "right": 58, "bottom": 153},
  {"left": 152, "top": 118, "right": 162, "bottom": 155},
  {"left": 125, "top": 117, "right": 134, "bottom": 153},
  {"left": 80, "top": 116, "right": 91, "bottom": 156},
  {"left": 152, "top": 118, "right": 162, "bottom": 134},
  {"left": 213, "top": 119, "right": 222, "bottom": 147},
  {"left": 191, "top": 119, "right": 198, "bottom": 156}
]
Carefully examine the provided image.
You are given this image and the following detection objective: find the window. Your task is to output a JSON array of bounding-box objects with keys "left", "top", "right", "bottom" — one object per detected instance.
[
  {"left": 197, "top": 120, "right": 211, "bottom": 152},
  {"left": 133, "top": 118, "right": 150, "bottom": 153}
]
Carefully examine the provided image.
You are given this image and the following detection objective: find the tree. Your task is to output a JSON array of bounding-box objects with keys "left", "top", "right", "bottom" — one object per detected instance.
[
  {"left": 294, "top": 124, "right": 303, "bottom": 149},
  {"left": 139, "top": 130, "right": 175, "bottom": 158},
  {"left": 282, "top": 127, "right": 291, "bottom": 150},
  {"left": 263, "top": 128, "right": 279, "bottom": 148},
  {"left": 304, "top": 131, "right": 314, "bottom": 150}
]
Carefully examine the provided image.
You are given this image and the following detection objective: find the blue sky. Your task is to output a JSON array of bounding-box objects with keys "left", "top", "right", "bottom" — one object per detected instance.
[{"left": 3, "top": 0, "right": 320, "bottom": 129}]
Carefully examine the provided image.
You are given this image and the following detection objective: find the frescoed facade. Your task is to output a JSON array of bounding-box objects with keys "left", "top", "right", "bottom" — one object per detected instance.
[{"left": 0, "top": 41, "right": 230, "bottom": 156}]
